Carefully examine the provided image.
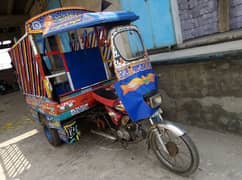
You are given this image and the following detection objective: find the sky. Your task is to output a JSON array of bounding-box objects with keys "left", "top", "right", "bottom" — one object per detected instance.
[{"left": 0, "top": 48, "right": 12, "bottom": 70}]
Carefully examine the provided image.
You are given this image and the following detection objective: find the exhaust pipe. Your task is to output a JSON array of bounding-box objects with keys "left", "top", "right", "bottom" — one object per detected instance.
[{"left": 90, "top": 130, "right": 117, "bottom": 141}]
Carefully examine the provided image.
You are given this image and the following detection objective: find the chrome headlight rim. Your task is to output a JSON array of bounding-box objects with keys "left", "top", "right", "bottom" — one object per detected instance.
[{"left": 149, "top": 94, "right": 162, "bottom": 108}]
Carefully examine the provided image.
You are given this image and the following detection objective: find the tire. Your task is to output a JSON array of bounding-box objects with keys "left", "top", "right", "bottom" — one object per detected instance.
[
  {"left": 44, "top": 126, "right": 62, "bottom": 147},
  {"left": 150, "top": 128, "right": 199, "bottom": 176}
]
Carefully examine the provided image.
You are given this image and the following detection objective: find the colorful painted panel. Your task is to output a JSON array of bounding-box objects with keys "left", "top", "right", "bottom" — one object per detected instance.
[
  {"left": 43, "top": 11, "right": 138, "bottom": 37},
  {"left": 115, "top": 69, "right": 158, "bottom": 121},
  {"left": 111, "top": 26, "right": 152, "bottom": 80},
  {"left": 25, "top": 92, "right": 96, "bottom": 121},
  {"left": 26, "top": 8, "right": 91, "bottom": 34},
  {"left": 9, "top": 36, "right": 45, "bottom": 96}
]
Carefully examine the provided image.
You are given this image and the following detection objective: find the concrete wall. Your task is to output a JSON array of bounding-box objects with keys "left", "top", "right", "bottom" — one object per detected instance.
[
  {"left": 61, "top": 0, "right": 120, "bottom": 11},
  {"left": 29, "top": 0, "right": 48, "bottom": 17},
  {"left": 103, "top": 0, "right": 121, "bottom": 11},
  {"left": 153, "top": 59, "right": 242, "bottom": 135},
  {"left": 29, "top": 0, "right": 119, "bottom": 17},
  {"left": 61, "top": 0, "right": 102, "bottom": 11}
]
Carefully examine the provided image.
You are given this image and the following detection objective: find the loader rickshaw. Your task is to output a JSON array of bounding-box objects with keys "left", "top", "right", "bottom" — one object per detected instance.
[{"left": 9, "top": 7, "right": 199, "bottom": 176}]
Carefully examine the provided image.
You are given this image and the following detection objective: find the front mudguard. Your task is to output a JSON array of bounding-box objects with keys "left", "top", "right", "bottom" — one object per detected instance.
[{"left": 146, "top": 121, "right": 185, "bottom": 150}]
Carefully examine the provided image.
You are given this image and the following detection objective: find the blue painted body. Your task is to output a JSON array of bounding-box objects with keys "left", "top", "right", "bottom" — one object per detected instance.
[
  {"left": 43, "top": 11, "right": 139, "bottom": 37},
  {"left": 120, "top": 0, "right": 176, "bottom": 49},
  {"left": 115, "top": 69, "right": 158, "bottom": 121},
  {"left": 65, "top": 47, "right": 107, "bottom": 90}
]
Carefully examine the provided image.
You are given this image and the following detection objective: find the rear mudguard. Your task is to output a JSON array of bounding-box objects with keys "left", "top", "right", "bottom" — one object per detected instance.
[{"left": 147, "top": 121, "right": 185, "bottom": 149}]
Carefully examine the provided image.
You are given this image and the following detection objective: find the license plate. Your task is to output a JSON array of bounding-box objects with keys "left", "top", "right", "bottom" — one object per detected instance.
[{"left": 63, "top": 121, "right": 80, "bottom": 142}]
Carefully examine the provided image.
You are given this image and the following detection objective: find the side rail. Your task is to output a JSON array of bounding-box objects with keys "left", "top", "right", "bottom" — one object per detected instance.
[{"left": 8, "top": 34, "right": 45, "bottom": 97}]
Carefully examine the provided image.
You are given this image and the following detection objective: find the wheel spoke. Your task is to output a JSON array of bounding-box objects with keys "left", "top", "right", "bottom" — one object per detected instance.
[
  {"left": 174, "top": 154, "right": 189, "bottom": 170},
  {"left": 164, "top": 130, "right": 172, "bottom": 141},
  {"left": 179, "top": 150, "right": 191, "bottom": 159},
  {"left": 166, "top": 155, "right": 176, "bottom": 167},
  {"left": 174, "top": 137, "right": 183, "bottom": 145}
]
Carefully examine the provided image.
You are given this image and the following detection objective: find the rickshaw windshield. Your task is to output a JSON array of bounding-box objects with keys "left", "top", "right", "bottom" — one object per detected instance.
[{"left": 114, "top": 30, "right": 144, "bottom": 61}]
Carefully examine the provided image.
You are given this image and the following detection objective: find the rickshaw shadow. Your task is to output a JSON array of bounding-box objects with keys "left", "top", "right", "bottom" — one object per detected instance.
[
  {"left": 75, "top": 118, "right": 156, "bottom": 162},
  {"left": 76, "top": 131, "right": 177, "bottom": 177},
  {"left": 77, "top": 122, "right": 158, "bottom": 162}
]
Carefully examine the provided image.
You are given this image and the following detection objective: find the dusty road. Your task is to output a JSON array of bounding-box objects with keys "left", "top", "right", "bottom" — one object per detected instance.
[{"left": 0, "top": 92, "right": 242, "bottom": 180}]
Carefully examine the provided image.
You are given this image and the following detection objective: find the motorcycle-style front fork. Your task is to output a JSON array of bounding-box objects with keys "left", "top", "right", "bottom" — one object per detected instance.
[{"left": 148, "top": 110, "right": 185, "bottom": 154}]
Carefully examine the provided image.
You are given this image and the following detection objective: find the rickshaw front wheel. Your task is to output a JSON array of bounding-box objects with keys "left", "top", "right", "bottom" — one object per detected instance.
[
  {"left": 44, "top": 126, "right": 62, "bottom": 146},
  {"left": 150, "top": 128, "right": 199, "bottom": 176}
]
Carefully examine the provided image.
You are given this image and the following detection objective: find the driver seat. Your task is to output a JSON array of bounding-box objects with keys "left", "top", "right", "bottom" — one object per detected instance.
[{"left": 92, "top": 88, "right": 119, "bottom": 107}]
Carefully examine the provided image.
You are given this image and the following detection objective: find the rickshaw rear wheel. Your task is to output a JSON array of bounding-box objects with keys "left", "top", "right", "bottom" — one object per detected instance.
[{"left": 44, "top": 126, "right": 62, "bottom": 147}]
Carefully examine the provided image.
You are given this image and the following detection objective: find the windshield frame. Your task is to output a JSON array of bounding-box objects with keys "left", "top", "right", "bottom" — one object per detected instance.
[{"left": 113, "top": 29, "right": 145, "bottom": 62}]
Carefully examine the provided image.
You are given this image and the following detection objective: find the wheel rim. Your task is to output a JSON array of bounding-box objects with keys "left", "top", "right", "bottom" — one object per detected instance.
[
  {"left": 44, "top": 126, "right": 52, "bottom": 141},
  {"left": 154, "top": 129, "right": 193, "bottom": 172}
]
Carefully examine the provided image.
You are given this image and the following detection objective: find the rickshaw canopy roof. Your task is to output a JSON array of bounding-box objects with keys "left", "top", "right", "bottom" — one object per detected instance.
[{"left": 43, "top": 11, "right": 139, "bottom": 37}]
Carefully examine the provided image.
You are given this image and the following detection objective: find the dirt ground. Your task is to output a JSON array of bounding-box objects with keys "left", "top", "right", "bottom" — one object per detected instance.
[{"left": 0, "top": 92, "right": 242, "bottom": 180}]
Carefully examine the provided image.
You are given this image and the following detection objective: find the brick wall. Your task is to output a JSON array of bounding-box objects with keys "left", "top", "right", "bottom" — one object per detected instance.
[
  {"left": 230, "top": 0, "right": 242, "bottom": 30},
  {"left": 178, "top": 0, "right": 218, "bottom": 40}
]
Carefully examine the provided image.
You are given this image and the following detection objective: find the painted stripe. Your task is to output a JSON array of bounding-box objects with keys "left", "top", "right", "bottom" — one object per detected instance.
[{"left": 9, "top": 35, "right": 46, "bottom": 96}]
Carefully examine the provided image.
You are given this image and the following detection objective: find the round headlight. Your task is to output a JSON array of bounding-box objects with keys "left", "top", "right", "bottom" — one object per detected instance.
[{"left": 149, "top": 94, "right": 162, "bottom": 108}]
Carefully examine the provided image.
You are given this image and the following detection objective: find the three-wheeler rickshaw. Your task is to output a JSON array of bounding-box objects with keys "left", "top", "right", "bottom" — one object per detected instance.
[{"left": 9, "top": 7, "right": 199, "bottom": 176}]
